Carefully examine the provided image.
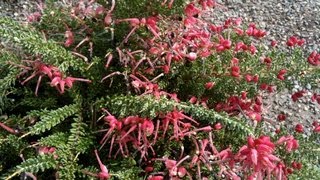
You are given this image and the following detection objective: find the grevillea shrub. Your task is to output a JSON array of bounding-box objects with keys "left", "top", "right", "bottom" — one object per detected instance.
[{"left": 0, "top": 0, "right": 319, "bottom": 179}]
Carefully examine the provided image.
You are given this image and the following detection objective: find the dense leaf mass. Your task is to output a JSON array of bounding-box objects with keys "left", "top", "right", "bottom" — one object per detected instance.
[{"left": 0, "top": 0, "right": 319, "bottom": 179}]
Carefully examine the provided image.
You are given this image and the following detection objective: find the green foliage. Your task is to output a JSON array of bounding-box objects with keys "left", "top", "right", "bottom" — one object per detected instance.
[
  {"left": 108, "top": 158, "right": 143, "bottom": 180},
  {"left": 0, "top": 51, "right": 20, "bottom": 114},
  {"left": 68, "top": 116, "right": 94, "bottom": 153},
  {"left": 0, "top": 17, "right": 86, "bottom": 72},
  {"left": 26, "top": 104, "right": 79, "bottom": 135},
  {"left": 100, "top": 95, "right": 254, "bottom": 136},
  {"left": 39, "top": 132, "right": 69, "bottom": 147},
  {"left": 2, "top": 155, "right": 56, "bottom": 180},
  {"left": 0, "top": 0, "right": 319, "bottom": 179},
  {"left": 0, "top": 135, "right": 29, "bottom": 173},
  {"left": 114, "top": 0, "right": 186, "bottom": 18},
  {"left": 55, "top": 144, "right": 78, "bottom": 180}
]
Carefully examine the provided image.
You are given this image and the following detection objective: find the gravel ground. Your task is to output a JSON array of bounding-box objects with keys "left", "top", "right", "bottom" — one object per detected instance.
[
  {"left": 1, "top": 0, "right": 319, "bottom": 133},
  {"left": 214, "top": 0, "right": 320, "bottom": 133},
  {"left": 217, "top": 0, "right": 320, "bottom": 51},
  {"left": 0, "top": 0, "right": 37, "bottom": 21}
]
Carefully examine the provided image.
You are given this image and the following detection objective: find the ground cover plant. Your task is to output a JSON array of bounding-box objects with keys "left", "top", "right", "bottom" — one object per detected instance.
[{"left": 0, "top": 0, "right": 319, "bottom": 179}]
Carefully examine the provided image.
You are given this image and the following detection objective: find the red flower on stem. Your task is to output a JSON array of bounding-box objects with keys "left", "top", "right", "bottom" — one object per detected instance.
[
  {"left": 205, "top": 82, "right": 215, "bottom": 90},
  {"left": 292, "top": 161, "right": 302, "bottom": 170},
  {"left": 295, "top": 124, "right": 304, "bottom": 133},
  {"left": 314, "top": 126, "right": 320, "bottom": 133},
  {"left": 64, "top": 30, "right": 74, "bottom": 47},
  {"left": 307, "top": 51, "right": 320, "bottom": 66},
  {"left": 237, "top": 136, "right": 280, "bottom": 178},
  {"left": 277, "top": 114, "right": 286, "bottom": 121},
  {"left": 291, "top": 90, "right": 305, "bottom": 102},
  {"left": 94, "top": 150, "right": 110, "bottom": 180},
  {"left": 311, "top": 93, "right": 320, "bottom": 104},
  {"left": 277, "top": 69, "right": 287, "bottom": 80},
  {"left": 277, "top": 135, "right": 299, "bottom": 152},
  {"left": 286, "top": 36, "right": 305, "bottom": 47},
  {"left": 0, "top": 122, "right": 18, "bottom": 135},
  {"left": 263, "top": 57, "right": 272, "bottom": 68},
  {"left": 214, "top": 123, "right": 222, "bottom": 130},
  {"left": 184, "top": 3, "right": 201, "bottom": 17},
  {"left": 231, "top": 66, "right": 240, "bottom": 77}
]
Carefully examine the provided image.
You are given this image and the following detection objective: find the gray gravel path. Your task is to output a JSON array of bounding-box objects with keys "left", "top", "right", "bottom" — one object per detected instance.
[
  {"left": 216, "top": 0, "right": 320, "bottom": 51},
  {"left": 215, "top": 0, "right": 320, "bottom": 133}
]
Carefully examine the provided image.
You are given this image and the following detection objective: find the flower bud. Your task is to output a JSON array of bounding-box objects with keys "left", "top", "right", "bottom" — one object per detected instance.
[
  {"left": 277, "top": 114, "right": 286, "bottom": 121},
  {"left": 295, "top": 124, "right": 304, "bottom": 133},
  {"left": 178, "top": 167, "right": 187, "bottom": 177},
  {"left": 205, "top": 82, "right": 215, "bottom": 90},
  {"left": 214, "top": 123, "right": 222, "bottom": 130}
]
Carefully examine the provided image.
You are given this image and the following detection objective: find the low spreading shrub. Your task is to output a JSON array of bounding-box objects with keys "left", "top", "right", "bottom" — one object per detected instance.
[{"left": 0, "top": 0, "right": 319, "bottom": 179}]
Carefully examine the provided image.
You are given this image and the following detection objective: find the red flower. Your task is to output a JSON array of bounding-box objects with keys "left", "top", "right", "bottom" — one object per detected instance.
[
  {"left": 231, "top": 58, "right": 239, "bottom": 65},
  {"left": 231, "top": 66, "right": 240, "bottom": 77},
  {"left": 271, "top": 40, "right": 277, "bottom": 47},
  {"left": 234, "top": 27, "right": 244, "bottom": 35},
  {"left": 241, "top": 91, "right": 247, "bottom": 99},
  {"left": 235, "top": 42, "right": 245, "bottom": 52},
  {"left": 277, "top": 135, "right": 299, "bottom": 152},
  {"left": 189, "top": 96, "right": 197, "bottom": 104},
  {"left": 253, "top": 104, "right": 262, "bottom": 113},
  {"left": 27, "top": 12, "right": 42, "bottom": 22},
  {"left": 307, "top": 51, "right": 320, "bottom": 66},
  {"left": 177, "top": 167, "right": 187, "bottom": 177},
  {"left": 297, "top": 39, "right": 305, "bottom": 46},
  {"left": 199, "top": 0, "right": 216, "bottom": 9},
  {"left": 287, "top": 168, "right": 293, "bottom": 174},
  {"left": 246, "top": 111, "right": 262, "bottom": 122},
  {"left": 145, "top": 166, "right": 154, "bottom": 173},
  {"left": 205, "top": 82, "right": 215, "bottom": 90},
  {"left": 260, "top": 83, "right": 268, "bottom": 90},
  {"left": 267, "top": 85, "right": 275, "bottom": 93},
  {"left": 311, "top": 93, "right": 320, "bottom": 104},
  {"left": 39, "top": 146, "right": 56, "bottom": 155},
  {"left": 246, "top": 24, "right": 266, "bottom": 38},
  {"left": 214, "top": 123, "right": 222, "bottom": 130},
  {"left": 64, "top": 30, "right": 74, "bottom": 47},
  {"left": 237, "top": 136, "right": 280, "bottom": 175},
  {"left": 295, "top": 124, "right": 304, "bottom": 133},
  {"left": 249, "top": 44, "right": 257, "bottom": 54},
  {"left": 312, "top": 121, "right": 319, "bottom": 127},
  {"left": 148, "top": 176, "right": 164, "bottom": 180},
  {"left": 94, "top": 150, "right": 110, "bottom": 179},
  {"left": 245, "top": 74, "right": 253, "bottom": 82},
  {"left": 314, "top": 125, "right": 320, "bottom": 133},
  {"left": 216, "top": 36, "right": 232, "bottom": 52},
  {"left": 184, "top": 3, "right": 200, "bottom": 17},
  {"left": 286, "top": 36, "right": 298, "bottom": 47},
  {"left": 264, "top": 57, "right": 272, "bottom": 68},
  {"left": 277, "top": 114, "right": 286, "bottom": 121},
  {"left": 292, "top": 162, "right": 302, "bottom": 170},
  {"left": 277, "top": 69, "right": 287, "bottom": 80},
  {"left": 255, "top": 96, "right": 263, "bottom": 105},
  {"left": 286, "top": 36, "right": 305, "bottom": 47},
  {"left": 252, "top": 74, "right": 259, "bottom": 83},
  {"left": 291, "top": 91, "right": 305, "bottom": 102}
]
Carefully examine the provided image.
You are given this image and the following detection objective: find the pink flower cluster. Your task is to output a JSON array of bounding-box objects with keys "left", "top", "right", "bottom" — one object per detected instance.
[
  {"left": 18, "top": 60, "right": 91, "bottom": 95},
  {"left": 307, "top": 51, "right": 320, "bottom": 66},
  {"left": 99, "top": 109, "right": 213, "bottom": 160},
  {"left": 246, "top": 23, "right": 267, "bottom": 39},
  {"left": 215, "top": 94, "right": 264, "bottom": 122},
  {"left": 286, "top": 36, "right": 305, "bottom": 47}
]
